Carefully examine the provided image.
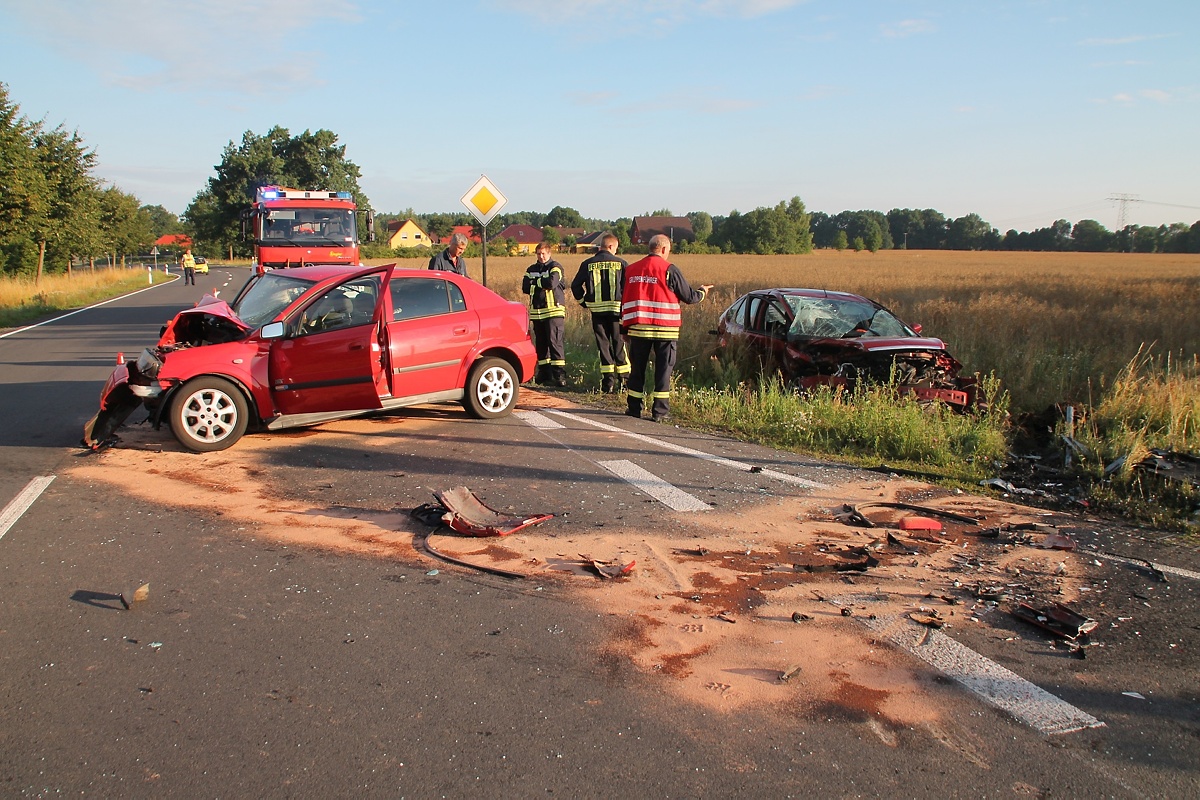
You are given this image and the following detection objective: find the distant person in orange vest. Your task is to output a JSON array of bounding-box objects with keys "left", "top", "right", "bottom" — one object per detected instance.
[
  {"left": 181, "top": 249, "right": 196, "bottom": 285},
  {"left": 620, "top": 234, "right": 712, "bottom": 422},
  {"left": 429, "top": 232, "right": 469, "bottom": 279}
]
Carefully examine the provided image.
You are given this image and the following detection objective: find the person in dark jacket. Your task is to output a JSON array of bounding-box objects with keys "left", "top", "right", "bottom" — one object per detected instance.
[
  {"left": 571, "top": 233, "right": 629, "bottom": 392},
  {"left": 428, "top": 232, "right": 469, "bottom": 278},
  {"left": 621, "top": 234, "right": 712, "bottom": 422},
  {"left": 522, "top": 242, "right": 567, "bottom": 386}
]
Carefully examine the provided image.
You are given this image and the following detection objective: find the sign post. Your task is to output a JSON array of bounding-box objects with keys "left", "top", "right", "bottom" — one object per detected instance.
[{"left": 460, "top": 175, "right": 508, "bottom": 287}]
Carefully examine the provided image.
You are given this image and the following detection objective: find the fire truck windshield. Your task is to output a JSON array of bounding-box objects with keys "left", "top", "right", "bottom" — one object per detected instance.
[{"left": 261, "top": 208, "right": 356, "bottom": 246}]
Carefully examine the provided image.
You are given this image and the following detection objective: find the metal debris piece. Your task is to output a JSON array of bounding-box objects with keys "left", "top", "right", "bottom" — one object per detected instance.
[
  {"left": 791, "top": 612, "right": 813, "bottom": 623},
  {"left": 1036, "top": 533, "right": 1077, "bottom": 551},
  {"left": 581, "top": 555, "right": 636, "bottom": 580},
  {"left": 798, "top": 552, "right": 880, "bottom": 573},
  {"left": 714, "top": 612, "right": 736, "bottom": 624},
  {"left": 434, "top": 487, "right": 554, "bottom": 537},
  {"left": 909, "top": 610, "right": 944, "bottom": 628},
  {"left": 779, "top": 665, "right": 802, "bottom": 682},
  {"left": 1012, "top": 601, "right": 1098, "bottom": 641}
]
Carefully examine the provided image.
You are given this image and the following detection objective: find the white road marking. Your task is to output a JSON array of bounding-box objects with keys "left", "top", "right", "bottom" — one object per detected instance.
[
  {"left": 860, "top": 612, "right": 1105, "bottom": 735},
  {"left": 0, "top": 476, "right": 56, "bottom": 542},
  {"left": 598, "top": 460, "right": 712, "bottom": 512},
  {"left": 514, "top": 410, "right": 564, "bottom": 430},
  {"left": 0, "top": 280, "right": 175, "bottom": 340},
  {"left": 1082, "top": 549, "right": 1200, "bottom": 582},
  {"left": 546, "top": 410, "right": 828, "bottom": 489}
]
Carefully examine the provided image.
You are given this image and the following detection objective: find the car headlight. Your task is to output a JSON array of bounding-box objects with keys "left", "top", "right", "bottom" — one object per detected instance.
[{"left": 136, "top": 347, "right": 163, "bottom": 380}]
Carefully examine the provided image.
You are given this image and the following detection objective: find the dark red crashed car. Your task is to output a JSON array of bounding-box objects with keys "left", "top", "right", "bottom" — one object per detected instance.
[
  {"left": 712, "top": 288, "right": 981, "bottom": 409},
  {"left": 84, "top": 264, "right": 536, "bottom": 452}
]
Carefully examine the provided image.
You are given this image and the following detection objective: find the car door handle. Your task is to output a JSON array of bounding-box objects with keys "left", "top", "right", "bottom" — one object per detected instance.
[
  {"left": 349, "top": 343, "right": 365, "bottom": 351},
  {"left": 453, "top": 326, "right": 469, "bottom": 335}
]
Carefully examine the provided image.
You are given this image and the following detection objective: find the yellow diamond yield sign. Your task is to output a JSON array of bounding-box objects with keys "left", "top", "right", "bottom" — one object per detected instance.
[{"left": 461, "top": 174, "right": 508, "bottom": 226}]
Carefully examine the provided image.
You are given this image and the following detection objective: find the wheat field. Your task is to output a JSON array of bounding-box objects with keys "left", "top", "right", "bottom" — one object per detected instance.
[{"left": 474, "top": 250, "right": 1200, "bottom": 413}]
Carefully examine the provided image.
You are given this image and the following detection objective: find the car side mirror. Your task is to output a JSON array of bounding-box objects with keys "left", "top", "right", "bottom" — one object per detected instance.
[
  {"left": 912, "top": 323, "right": 923, "bottom": 334},
  {"left": 260, "top": 321, "right": 285, "bottom": 340}
]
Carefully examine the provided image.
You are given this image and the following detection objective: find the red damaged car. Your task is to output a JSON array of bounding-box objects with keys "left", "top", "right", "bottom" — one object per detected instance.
[
  {"left": 712, "top": 288, "right": 981, "bottom": 409},
  {"left": 84, "top": 265, "right": 537, "bottom": 452}
]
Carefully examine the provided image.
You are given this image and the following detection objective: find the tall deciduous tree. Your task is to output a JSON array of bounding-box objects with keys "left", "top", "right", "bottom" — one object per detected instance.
[
  {"left": 185, "top": 126, "right": 368, "bottom": 257},
  {"left": 544, "top": 205, "right": 584, "bottom": 229},
  {"left": 30, "top": 125, "right": 100, "bottom": 280}
]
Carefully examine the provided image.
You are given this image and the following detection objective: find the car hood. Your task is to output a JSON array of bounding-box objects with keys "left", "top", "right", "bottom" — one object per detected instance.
[
  {"left": 159, "top": 295, "right": 251, "bottom": 346},
  {"left": 793, "top": 334, "right": 949, "bottom": 353}
]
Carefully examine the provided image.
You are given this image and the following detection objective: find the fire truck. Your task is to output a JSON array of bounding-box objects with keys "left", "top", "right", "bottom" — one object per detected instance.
[{"left": 241, "top": 186, "right": 374, "bottom": 271}]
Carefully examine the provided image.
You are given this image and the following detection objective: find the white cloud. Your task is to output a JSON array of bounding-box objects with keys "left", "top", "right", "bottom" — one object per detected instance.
[
  {"left": 880, "top": 18, "right": 935, "bottom": 38},
  {"left": 7, "top": 0, "right": 362, "bottom": 96},
  {"left": 1140, "top": 89, "right": 1171, "bottom": 103},
  {"left": 489, "top": 0, "right": 808, "bottom": 26},
  {"left": 1078, "top": 33, "right": 1172, "bottom": 46}
]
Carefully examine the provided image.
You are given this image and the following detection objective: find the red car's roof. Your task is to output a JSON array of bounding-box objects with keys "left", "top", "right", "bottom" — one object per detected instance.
[{"left": 758, "top": 288, "right": 871, "bottom": 303}]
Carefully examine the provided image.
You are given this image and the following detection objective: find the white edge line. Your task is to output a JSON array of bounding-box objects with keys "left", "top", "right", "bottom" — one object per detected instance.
[
  {"left": 546, "top": 409, "right": 827, "bottom": 489},
  {"left": 0, "top": 476, "right": 56, "bottom": 541},
  {"left": 0, "top": 276, "right": 178, "bottom": 340}
]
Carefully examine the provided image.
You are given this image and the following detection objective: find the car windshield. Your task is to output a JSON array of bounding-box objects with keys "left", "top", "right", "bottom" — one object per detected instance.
[
  {"left": 232, "top": 273, "right": 316, "bottom": 327},
  {"left": 784, "top": 296, "right": 912, "bottom": 339},
  {"left": 261, "top": 208, "right": 356, "bottom": 246}
]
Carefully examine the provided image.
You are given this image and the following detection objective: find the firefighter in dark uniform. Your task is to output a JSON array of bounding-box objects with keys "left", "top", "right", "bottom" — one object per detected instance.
[
  {"left": 523, "top": 242, "right": 567, "bottom": 386},
  {"left": 571, "top": 232, "right": 629, "bottom": 392},
  {"left": 621, "top": 234, "right": 712, "bottom": 422}
]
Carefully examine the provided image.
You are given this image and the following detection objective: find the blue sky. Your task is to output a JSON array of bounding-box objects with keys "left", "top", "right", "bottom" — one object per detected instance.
[{"left": 2, "top": 0, "right": 1197, "bottom": 231}]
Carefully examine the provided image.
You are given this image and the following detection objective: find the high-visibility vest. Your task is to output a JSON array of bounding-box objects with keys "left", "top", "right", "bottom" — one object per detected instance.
[{"left": 621, "top": 255, "right": 680, "bottom": 339}]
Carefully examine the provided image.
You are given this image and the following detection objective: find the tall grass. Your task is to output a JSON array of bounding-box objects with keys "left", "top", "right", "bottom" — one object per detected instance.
[
  {"left": 1071, "top": 348, "right": 1200, "bottom": 527},
  {"left": 0, "top": 267, "right": 170, "bottom": 328}
]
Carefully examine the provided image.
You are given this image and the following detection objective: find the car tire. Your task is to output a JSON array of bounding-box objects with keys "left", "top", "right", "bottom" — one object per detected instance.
[
  {"left": 463, "top": 357, "right": 518, "bottom": 419},
  {"left": 169, "top": 376, "right": 249, "bottom": 452}
]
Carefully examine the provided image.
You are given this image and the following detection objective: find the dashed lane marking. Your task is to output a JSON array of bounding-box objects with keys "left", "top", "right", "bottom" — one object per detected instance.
[
  {"left": 1081, "top": 549, "right": 1200, "bottom": 582},
  {"left": 0, "top": 476, "right": 56, "bottom": 542},
  {"left": 597, "top": 460, "right": 712, "bottom": 512},
  {"left": 514, "top": 410, "right": 565, "bottom": 430},
  {"left": 545, "top": 410, "right": 829, "bottom": 489},
  {"left": 860, "top": 612, "right": 1105, "bottom": 735}
]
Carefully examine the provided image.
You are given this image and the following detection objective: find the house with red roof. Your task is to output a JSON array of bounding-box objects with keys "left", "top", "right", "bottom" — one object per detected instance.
[
  {"left": 154, "top": 233, "right": 193, "bottom": 249},
  {"left": 630, "top": 216, "right": 694, "bottom": 246},
  {"left": 492, "top": 223, "right": 544, "bottom": 255},
  {"left": 439, "top": 225, "right": 482, "bottom": 245}
]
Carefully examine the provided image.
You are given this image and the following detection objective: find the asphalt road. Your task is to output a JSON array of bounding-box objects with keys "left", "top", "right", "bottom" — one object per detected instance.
[{"left": 0, "top": 268, "right": 1196, "bottom": 797}]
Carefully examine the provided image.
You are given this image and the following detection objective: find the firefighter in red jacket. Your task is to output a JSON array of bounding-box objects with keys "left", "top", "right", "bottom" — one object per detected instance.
[{"left": 620, "top": 234, "right": 712, "bottom": 421}]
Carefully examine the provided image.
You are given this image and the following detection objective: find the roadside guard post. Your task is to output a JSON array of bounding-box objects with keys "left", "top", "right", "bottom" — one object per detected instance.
[{"left": 460, "top": 175, "right": 508, "bottom": 287}]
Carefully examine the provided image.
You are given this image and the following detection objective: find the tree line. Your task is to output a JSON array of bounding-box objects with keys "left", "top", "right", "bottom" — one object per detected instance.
[
  {"left": 0, "top": 84, "right": 181, "bottom": 279},
  {"left": 5, "top": 99, "right": 1199, "bottom": 278}
]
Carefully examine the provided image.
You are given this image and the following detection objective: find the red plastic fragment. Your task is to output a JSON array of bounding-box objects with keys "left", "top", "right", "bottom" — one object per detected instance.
[{"left": 898, "top": 516, "right": 943, "bottom": 532}]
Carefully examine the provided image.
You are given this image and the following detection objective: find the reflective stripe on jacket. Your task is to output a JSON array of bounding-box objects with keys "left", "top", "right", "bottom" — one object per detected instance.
[
  {"left": 522, "top": 260, "right": 566, "bottom": 320},
  {"left": 621, "top": 255, "right": 680, "bottom": 338},
  {"left": 573, "top": 255, "right": 625, "bottom": 314}
]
